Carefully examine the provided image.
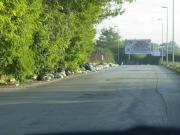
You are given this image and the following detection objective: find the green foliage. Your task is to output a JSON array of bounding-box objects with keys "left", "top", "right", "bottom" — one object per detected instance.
[
  {"left": 90, "top": 47, "right": 115, "bottom": 64},
  {"left": 162, "top": 62, "right": 180, "bottom": 74},
  {"left": 94, "top": 28, "right": 123, "bottom": 64},
  {"left": 0, "top": 0, "right": 133, "bottom": 81},
  {"left": 0, "top": 0, "right": 43, "bottom": 81}
]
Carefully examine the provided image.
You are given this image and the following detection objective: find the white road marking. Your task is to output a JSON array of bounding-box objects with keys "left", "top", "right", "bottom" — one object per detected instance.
[{"left": 0, "top": 99, "right": 112, "bottom": 106}]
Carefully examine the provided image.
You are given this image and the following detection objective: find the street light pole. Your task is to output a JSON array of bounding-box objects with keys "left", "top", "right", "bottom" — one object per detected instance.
[
  {"left": 118, "top": 39, "right": 120, "bottom": 64},
  {"left": 172, "top": 0, "right": 175, "bottom": 64},
  {"left": 158, "top": 19, "right": 164, "bottom": 62},
  {"left": 162, "top": 6, "right": 169, "bottom": 64}
]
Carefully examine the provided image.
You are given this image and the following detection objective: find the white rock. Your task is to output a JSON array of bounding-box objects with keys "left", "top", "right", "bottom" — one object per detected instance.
[{"left": 15, "top": 83, "right": 20, "bottom": 87}]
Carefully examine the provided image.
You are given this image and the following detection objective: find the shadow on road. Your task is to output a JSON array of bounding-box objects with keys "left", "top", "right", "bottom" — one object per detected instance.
[{"left": 28, "top": 126, "right": 180, "bottom": 135}]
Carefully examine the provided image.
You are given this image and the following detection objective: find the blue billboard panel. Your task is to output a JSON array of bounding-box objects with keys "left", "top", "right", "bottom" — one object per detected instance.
[{"left": 125, "top": 39, "right": 151, "bottom": 55}]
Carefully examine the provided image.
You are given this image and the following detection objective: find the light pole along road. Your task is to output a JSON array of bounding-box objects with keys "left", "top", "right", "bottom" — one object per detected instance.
[
  {"left": 0, "top": 65, "right": 180, "bottom": 135},
  {"left": 158, "top": 18, "right": 164, "bottom": 62},
  {"left": 162, "top": 6, "right": 169, "bottom": 64},
  {"left": 172, "top": 0, "right": 175, "bottom": 64}
]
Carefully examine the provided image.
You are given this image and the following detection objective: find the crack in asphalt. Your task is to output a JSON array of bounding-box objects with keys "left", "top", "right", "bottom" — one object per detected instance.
[{"left": 154, "top": 68, "right": 169, "bottom": 129}]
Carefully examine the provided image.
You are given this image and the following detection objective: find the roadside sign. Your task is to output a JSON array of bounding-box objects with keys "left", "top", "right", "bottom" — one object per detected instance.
[{"left": 125, "top": 39, "right": 151, "bottom": 55}]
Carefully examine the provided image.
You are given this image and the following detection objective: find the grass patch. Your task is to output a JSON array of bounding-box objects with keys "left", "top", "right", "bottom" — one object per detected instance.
[{"left": 162, "top": 62, "right": 180, "bottom": 74}]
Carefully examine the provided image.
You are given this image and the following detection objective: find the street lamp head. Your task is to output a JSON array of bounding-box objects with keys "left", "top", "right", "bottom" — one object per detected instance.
[{"left": 162, "top": 6, "right": 168, "bottom": 9}]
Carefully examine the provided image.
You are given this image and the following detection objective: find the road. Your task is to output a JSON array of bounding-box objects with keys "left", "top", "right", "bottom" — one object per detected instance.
[{"left": 0, "top": 65, "right": 180, "bottom": 135}]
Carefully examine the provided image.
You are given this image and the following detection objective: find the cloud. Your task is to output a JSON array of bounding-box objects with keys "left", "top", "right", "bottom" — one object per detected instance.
[{"left": 96, "top": 0, "right": 180, "bottom": 45}]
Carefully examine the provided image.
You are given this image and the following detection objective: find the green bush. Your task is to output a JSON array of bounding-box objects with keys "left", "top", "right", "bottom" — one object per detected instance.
[
  {"left": 163, "top": 62, "right": 180, "bottom": 74},
  {"left": 0, "top": 0, "right": 134, "bottom": 81}
]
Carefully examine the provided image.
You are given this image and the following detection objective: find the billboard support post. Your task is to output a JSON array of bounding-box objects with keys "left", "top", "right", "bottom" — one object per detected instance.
[{"left": 128, "top": 54, "right": 131, "bottom": 61}]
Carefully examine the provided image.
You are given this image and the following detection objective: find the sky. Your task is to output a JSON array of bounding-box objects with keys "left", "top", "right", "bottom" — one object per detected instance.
[{"left": 96, "top": 0, "right": 180, "bottom": 46}]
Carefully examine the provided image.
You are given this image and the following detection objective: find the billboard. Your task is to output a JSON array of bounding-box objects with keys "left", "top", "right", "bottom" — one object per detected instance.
[
  {"left": 125, "top": 39, "right": 151, "bottom": 55},
  {"left": 151, "top": 51, "right": 161, "bottom": 56}
]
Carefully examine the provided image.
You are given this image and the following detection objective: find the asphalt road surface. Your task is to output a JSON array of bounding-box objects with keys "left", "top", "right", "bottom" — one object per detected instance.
[{"left": 0, "top": 65, "right": 180, "bottom": 135}]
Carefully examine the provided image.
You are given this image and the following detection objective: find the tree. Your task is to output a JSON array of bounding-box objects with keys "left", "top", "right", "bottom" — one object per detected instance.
[
  {"left": 0, "top": 0, "right": 42, "bottom": 81},
  {"left": 0, "top": 0, "right": 134, "bottom": 81},
  {"left": 94, "top": 28, "right": 124, "bottom": 63}
]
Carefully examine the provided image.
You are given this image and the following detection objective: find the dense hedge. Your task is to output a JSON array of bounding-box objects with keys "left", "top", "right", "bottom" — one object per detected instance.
[{"left": 0, "top": 0, "right": 133, "bottom": 81}]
